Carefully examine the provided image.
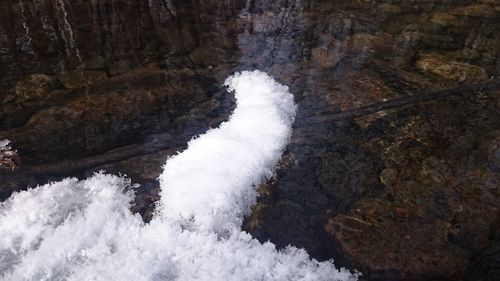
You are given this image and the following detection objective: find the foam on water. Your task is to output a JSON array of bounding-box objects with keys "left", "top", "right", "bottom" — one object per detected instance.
[{"left": 0, "top": 71, "right": 358, "bottom": 281}]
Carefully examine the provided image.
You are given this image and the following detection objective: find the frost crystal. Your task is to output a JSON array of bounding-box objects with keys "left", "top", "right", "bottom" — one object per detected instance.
[{"left": 0, "top": 71, "right": 358, "bottom": 281}]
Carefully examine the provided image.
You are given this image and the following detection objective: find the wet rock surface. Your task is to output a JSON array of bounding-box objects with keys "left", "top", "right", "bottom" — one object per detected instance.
[{"left": 0, "top": 0, "right": 499, "bottom": 280}]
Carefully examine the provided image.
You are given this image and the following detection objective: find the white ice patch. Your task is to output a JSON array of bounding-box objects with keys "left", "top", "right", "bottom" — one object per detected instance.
[
  {"left": 0, "top": 71, "right": 358, "bottom": 281},
  {"left": 0, "top": 140, "right": 10, "bottom": 150},
  {"left": 158, "top": 71, "right": 297, "bottom": 233}
]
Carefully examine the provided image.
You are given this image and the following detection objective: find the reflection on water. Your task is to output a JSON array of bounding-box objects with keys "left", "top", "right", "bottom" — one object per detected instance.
[{"left": 0, "top": 1, "right": 499, "bottom": 280}]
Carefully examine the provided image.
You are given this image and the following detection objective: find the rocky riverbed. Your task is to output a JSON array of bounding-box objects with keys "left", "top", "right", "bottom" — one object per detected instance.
[{"left": 0, "top": 0, "right": 499, "bottom": 280}]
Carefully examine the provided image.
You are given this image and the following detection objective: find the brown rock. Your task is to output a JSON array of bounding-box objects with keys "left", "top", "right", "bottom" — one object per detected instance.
[
  {"left": 109, "top": 61, "right": 133, "bottom": 76},
  {"left": 58, "top": 70, "right": 108, "bottom": 90},
  {"left": 451, "top": 4, "right": 497, "bottom": 19},
  {"left": 326, "top": 199, "right": 469, "bottom": 280},
  {"left": 1, "top": 66, "right": 205, "bottom": 163},
  {"left": 479, "top": 0, "right": 499, "bottom": 6},
  {"left": 106, "top": 65, "right": 168, "bottom": 89},
  {"left": 312, "top": 34, "right": 375, "bottom": 69},
  {"left": 431, "top": 4, "right": 497, "bottom": 28},
  {"left": 431, "top": 12, "right": 460, "bottom": 27},
  {"left": 369, "top": 32, "right": 394, "bottom": 56},
  {"left": 311, "top": 46, "right": 344, "bottom": 68},
  {"left": 189, "top": 47, "right": 230, "bottom": 67},
  {"left": 401, "top": 31, "right": 458, "bottom": 49},
  {"left": 15, "top": 74, "right": 56, "bottom": 100},
  {"left": 377, "top": 3, "right": 402, "bottom": 16},
  {"left": 380, "top": 168, "right": 398, "bottom": 187},
  {"left": 83, "top": 56, "right": 107, "bottom": 70},
  {"left": 345, "top": 33, "right": 376, "bottom": 54},
  {"left": 416, "top": 54, "right": 489, "bottom": 83}
]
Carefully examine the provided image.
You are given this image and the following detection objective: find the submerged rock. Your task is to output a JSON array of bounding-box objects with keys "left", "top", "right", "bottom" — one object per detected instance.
[
  {"left": 311, "top": 46, "right": 344, "bottom": 69},
  {"left": 15, "top": 74, "right": 57, "bottom": 101},
  {"left": 0, "top": 140, "right": 20, "bottom": 171},
  {"left": 450, "top": 4, "right": 497, "bottom": 19},
  {"left": 58, "top": 70, "right": 107, "bottom": 90},
  {"left": 416, "top": 54, "right": 489, "bottom": 83},
  {"left": 379, "top": 168, "right": 398, "bottom": 188},
  {"left": 432, "top": 4, "right": 497, "bottom": 27},
  {"left": 326, "top": 198, "right": 469, "bottom": 280}
]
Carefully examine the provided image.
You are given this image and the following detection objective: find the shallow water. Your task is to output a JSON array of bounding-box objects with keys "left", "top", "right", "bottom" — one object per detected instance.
[{"left": 0, "top": 1, "right": 499, "bottom": 280}]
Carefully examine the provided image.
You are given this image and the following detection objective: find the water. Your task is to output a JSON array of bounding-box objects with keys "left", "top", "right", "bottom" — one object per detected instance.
[{"left": 0, "top": 1, "right": 499, "bottom": 280}]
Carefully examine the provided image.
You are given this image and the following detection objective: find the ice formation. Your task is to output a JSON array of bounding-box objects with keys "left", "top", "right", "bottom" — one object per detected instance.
[
  {"left": 0, "top": 140, "right": 10, "bottom": 150},
  {"left": 0, "top": 71, "right": 358, "bottom": 281}
]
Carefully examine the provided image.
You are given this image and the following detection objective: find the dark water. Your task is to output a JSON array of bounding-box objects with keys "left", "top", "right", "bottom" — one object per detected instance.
[{"left": 0, "top": 1, "right": 499, "bottom": 280}]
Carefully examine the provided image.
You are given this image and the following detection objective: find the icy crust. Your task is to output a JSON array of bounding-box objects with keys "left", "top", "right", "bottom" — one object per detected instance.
[
  {"left": 0, "top": 71, "right": 359, "bottom": 281},
  {"left": 158, "top": 70, "right": 297, "bottom": 233},
  {"left": 0, "top": 140, "right": 9, "bottom": 149}
]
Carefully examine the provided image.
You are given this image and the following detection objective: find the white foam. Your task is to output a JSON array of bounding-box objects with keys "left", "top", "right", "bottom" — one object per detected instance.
[{"left": 0, "top": 71, "right": 358, "bottom": 281}]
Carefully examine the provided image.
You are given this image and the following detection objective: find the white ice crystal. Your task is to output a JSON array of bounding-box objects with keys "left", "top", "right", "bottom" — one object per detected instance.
[{"left": 0, "top": 71, "right": 358, "bottom": 281}]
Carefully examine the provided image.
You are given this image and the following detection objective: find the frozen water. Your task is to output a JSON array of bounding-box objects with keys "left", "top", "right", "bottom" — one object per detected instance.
[{"left": 0, "top": 71, "right": 358, "bottom": 281}]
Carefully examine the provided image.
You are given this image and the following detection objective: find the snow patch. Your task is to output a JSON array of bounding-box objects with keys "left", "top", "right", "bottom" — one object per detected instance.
[{"left": 0, "top": 71, "right": 358, "bottom": 281}]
